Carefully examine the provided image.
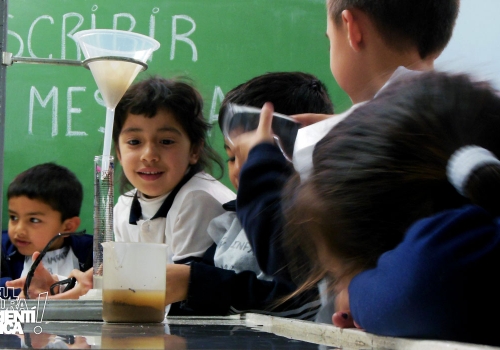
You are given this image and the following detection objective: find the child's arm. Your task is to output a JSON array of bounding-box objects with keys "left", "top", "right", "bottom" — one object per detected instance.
[
  {"left": 166, "top": 241, "right": 320, "bottom": 317},
  {"left": 348, "top": 205, "right": 500, "bottom": 341},
  {"left": 236, "top": 142, "right": 294, "bottom": 282},
  {"left": 48, "top": 268, "right": 93, "bottom": 300},
  {"left": 292, "top": 113, "right": 334, "bottom": 126},
  {"left": 164, "top": 264, "right": 190, "bottom": 306},
  {"left": 1, "top": 232, "right": 21, "bottom": 298},
  {"left": 183, "top": 261, "right": 320, "bottom": 318},
  {"left": 5, "top": 252, "right": 58, "bottom": 298},
  {"left": 0, "top": 255, "right": 13, "bottom": 296},
  {"left": 232, "top": 103, "right": 293, "bottom": 280},
  {"left": 165, "top": 253, "right": 320, "bottom": 318},
  {"left": 0, "top": 277, "right": 17, "bottom": 299}
]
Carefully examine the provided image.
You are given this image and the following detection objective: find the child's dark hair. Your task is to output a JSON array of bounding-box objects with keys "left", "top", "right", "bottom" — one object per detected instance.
[
  {"left": 283, "top": 71, "right": 500, "bottom": 291},
  {"left": 218, "top": 71, "right": 334, "bottom": 129},
  {"left": 113, "top": 76, "right": 224, "bottom": 193},
  {"left": 327, "top": 0, "right": 459, "bottom": 59},
  {"left": 7, "top": 162, "right": 83, "bottom": 221}
]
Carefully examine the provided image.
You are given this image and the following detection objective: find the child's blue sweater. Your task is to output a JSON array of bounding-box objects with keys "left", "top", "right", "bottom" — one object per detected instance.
[
  {"left": 176, "top": 143, "right": 320, "bottom": 318},
  {"left": 236, "top": 143, "right": 295, "bottom": 282},
  {"left": 180, "top": 201, "right": 320, "bottom": 319},
  {"left": 349, "top": 205, "right": 500, "bottom": 346}
]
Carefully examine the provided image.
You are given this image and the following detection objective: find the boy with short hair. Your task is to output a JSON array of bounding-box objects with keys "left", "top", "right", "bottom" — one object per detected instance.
[
  {"left": 1, "top": 162, "right": 92, "bottom": 298},
  {"left": 164, "top": 71, "right": 334, "bottom": 318},
  {"left": 237, "top": 0, "right": 461, "bottom": 270},
  {"left": 326, "top": 0, "right": 458, "bottom": 104},
  {"left": 293, "top": 0, "right": 460, "bottom": 178}
]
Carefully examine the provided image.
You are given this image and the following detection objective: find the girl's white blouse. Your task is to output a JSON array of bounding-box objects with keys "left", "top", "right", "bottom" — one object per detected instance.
[{"left": 113, "top": 172, "right": 236, "bottom": 263}]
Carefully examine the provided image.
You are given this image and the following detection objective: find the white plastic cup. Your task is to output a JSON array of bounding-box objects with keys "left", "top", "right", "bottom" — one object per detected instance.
[{"left": 221, "top": 104, "right": 300, "bottom": 162}]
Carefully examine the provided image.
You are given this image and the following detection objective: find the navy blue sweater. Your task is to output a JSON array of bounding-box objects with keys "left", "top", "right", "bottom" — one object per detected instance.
[
  {"left": 236, "top": 143, "right": 293, "bottom": 282},
  {"left": 349, "top": 205, "right": 500, "bottom": 346},
  {"left": 182, "top": 210, "right": 320, "bottom": 319},
  {"left": 1, "top": 231, "right": 93, "bottom": 298},
  {"left": 178, "top": 143, "right": 320, "bottom": 318}
]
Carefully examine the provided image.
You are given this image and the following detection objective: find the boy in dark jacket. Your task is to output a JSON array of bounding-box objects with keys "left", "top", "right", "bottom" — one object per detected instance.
[
  {"left": 165, "top": 71, "right": 334, "bottom": 319},
  {"left": 1, "top": 162, "right": 92, "bottom": 298}
]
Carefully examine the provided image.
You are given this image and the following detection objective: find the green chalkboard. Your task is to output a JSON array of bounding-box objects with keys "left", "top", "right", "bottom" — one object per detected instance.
[{"left": 2, "top": 0, "right": 351, "bottom": 233}]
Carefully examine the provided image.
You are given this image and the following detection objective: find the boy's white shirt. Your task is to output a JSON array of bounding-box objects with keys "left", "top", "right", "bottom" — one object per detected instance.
[
  {"left": 113, "top": 172, "right": 236, "bottom": 264},
  {"left": 21, "top": 245, "right": 79, "bottom": 280},
  {"left": 293, "top": 66, "right": 422, "bottom": 181},
  {"left": 293, "top": 102, "right": 365, "bottom": 181},
  {"left": 293, "top": 66, "right": 425, "bottom": 324},
  {"left": 208, "top": 211, "right": 272, "bottom": 281}
]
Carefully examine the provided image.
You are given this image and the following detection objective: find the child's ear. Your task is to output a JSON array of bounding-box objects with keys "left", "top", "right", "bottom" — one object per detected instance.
[
  {"left": 62, "top": 216, "right": 81, "bottom": 233},
  {"left": 342, "top": 9, "right": 363, "bottom": 52},
  {"left": 189, "top": 141, "right": 203, "bottom": 165}
]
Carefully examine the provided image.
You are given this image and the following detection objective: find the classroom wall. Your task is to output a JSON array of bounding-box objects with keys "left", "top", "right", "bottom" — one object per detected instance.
[
  {"left": 1, "top": 0, "right": 350, "bottom": 233},
  {"left": 435, "top": 0, "right": 500, "bottom": 89}
]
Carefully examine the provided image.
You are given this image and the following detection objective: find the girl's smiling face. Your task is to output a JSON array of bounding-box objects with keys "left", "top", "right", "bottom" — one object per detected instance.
[{"left": 116, "top": 109, "right": 200, "bottom": 198}]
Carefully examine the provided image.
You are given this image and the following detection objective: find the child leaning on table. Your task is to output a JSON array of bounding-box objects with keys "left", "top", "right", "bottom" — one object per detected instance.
[
  {"left": 283, "top": 72, "right": 500, "bottom": 346},
  {"left": 232, "top": 0, "right": 460, "bottom": 324},
  {"left": 235, "top": 0, "right": 461, "bottom": 266},
  {"left": 2, "top": 163, "right": 92, "bottom": 298}
]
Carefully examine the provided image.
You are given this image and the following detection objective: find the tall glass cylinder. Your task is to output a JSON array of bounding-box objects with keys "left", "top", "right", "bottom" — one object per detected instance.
[{"left": 93, "top": 155, "right": 114, "bottom": 290}]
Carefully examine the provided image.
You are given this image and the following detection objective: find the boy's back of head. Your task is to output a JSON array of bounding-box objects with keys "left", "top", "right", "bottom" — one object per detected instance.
[
  {"left": 7, "top": 162, "right": 83, "bottom": 221},
  {"left": 327, "top": 0, "right": 459, "bottom": 59},
  {"left": 218, "top": 71, "right": 334, "bottom": 129}
]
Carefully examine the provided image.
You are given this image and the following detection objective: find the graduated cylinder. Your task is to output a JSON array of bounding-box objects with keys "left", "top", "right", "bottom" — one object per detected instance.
[{"left": 93, "top": 155, "right": 115, "bottom": 289}]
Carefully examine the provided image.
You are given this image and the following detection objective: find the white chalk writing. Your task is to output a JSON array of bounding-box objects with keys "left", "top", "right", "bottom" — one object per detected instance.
[{"left": 8, "top": 6, "right": 229, "bottom": 137}]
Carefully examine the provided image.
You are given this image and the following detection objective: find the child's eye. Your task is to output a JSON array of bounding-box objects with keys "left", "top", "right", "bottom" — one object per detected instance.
[
  {"left": 126, "top": 139, "right": 140, "bottom": 146},
  {"left": 160, "top": 139, "right": 174, "bottom": 145},
  {"left": 9, "top": 215, "right": 18, "bottom": 222},
  {"left": 30, "top": 218, "right": 41, "bottom": 223},
  {"left": 227, "top": 156, "right": 235, "bottom": 163}
]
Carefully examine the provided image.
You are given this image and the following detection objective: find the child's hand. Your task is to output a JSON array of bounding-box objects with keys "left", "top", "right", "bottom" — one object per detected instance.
[
  {"left": 292, "top": 113, "right": 335, "bottom": 126},
  {"left": 165, "top": 264, "right": 190, "bottom": 306},
  {"left": 49, "top": 268, "right": 93, "bottom": 300},
  {"left": 6, "top": 251, "right": 57, "bottom": 298},
  {"left": 332, "top": 310, "right": 363, "bottom": 329},
  {"left": 332, "top": 286, "right": 362, "bottom": 329},
  {"left": 232, "top": 102, "right": 275, "bottom": 167}
]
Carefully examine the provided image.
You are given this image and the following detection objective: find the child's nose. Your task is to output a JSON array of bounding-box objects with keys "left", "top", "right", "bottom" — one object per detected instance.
[
  {"left": 12, "top": 221, "right": 27, "bottom": 236},
  {"left": 141, "top": 143, "right": 160, "bottom": 162}
]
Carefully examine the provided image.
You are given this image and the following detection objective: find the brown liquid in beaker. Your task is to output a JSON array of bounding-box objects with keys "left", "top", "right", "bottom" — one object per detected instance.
[{"left": 102, "top": 289, "right": 166, "bottom": 323}]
